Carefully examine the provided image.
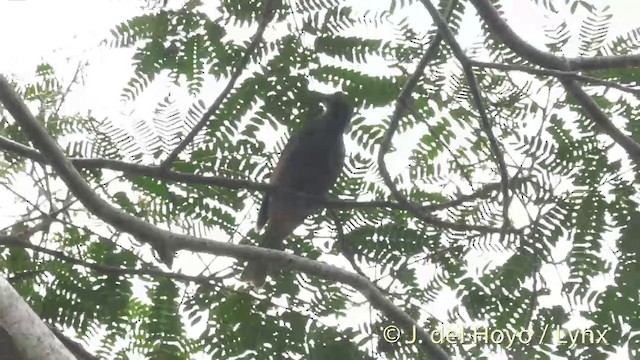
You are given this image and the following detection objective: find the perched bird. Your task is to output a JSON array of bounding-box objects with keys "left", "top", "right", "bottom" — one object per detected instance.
[{"left": 241, "top": 91, "right": 354, "bottom": 287}]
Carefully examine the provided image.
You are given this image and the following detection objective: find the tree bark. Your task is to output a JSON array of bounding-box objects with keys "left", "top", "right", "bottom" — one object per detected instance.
[{"left": 0, "top": 277, "right": 76, "bottom": 360}]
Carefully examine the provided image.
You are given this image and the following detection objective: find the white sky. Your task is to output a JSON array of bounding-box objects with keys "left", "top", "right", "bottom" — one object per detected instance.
[{"left": 1, "top": 0, "right": 639, "bottom": 359}]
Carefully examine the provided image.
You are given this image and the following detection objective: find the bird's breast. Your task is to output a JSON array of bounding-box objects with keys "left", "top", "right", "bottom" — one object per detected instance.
[{"left": 277, "top": 132, "right": 345, "bottom": 194}]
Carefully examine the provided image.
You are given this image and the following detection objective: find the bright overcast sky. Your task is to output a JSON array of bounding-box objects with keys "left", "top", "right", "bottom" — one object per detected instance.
[{"left": 1, "top": 0, "right": 639, "bottom": 359}]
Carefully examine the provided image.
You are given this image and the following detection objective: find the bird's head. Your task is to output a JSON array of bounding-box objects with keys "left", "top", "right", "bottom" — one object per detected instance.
[{"left": 319, "top": 91, "right": 354, "bottom": 134}]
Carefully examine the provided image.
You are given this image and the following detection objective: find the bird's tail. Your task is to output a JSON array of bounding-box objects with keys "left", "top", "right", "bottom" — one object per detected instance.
[{"left": 240, "top": 224, "right": 286, "bottom": 288}]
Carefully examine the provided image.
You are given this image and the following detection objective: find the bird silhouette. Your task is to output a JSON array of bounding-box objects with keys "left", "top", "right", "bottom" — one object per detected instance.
[{"left": 241, "top": 92, "right": 354, "bottom": 287}]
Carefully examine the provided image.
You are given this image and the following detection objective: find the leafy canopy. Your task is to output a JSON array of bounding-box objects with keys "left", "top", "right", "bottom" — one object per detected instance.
[{"left": 1, "top": 0, "right": 640, "bottom": 359}]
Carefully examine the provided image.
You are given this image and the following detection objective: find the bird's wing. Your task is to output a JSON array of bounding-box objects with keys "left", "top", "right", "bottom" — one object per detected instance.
[
  {"left": 255, "top": 122, "right": 316, "bottom": 230},
  {"left": 269, "top": 122, "right": 317, "bottom": 185}
]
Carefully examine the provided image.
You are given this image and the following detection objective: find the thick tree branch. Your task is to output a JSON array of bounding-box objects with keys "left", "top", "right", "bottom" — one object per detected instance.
[
  {"left": 468, "top": 0, "right": 640, "bottom": 162},
  {"left": 419, "top": 0, "right": 512, "bottom": 240},
  {"left": 161, "top": 0, "right": 277, "bottom": 168},
  {"left": 0, "top": 326, "right": 21, "bottom": 360},
  {"left": 566, "top": 54, "right": 640, "bottom": 71},
  {"left": 1, "top": 215, "right": 101, "bottom": 360},
  {"left": 0, "top": 75, "right": 450, "bottom": 360},
  {"left": 469, "top": 0, "right": 640, "bottom": 71},
  {"left": 0, "top": 135, "right": 518, "bottom": 234},
  {"left": 0, "top": 277, "right": 76, "bottom": 359}
]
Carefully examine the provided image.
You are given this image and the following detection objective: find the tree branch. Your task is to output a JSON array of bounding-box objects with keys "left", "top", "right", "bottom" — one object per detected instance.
[
  {"left": 0, "top": 135, "right": 518, "bottom": 234},
  {"left": 329, "top": 210, "right": 371, "bottom": 281},
  {"left": 0, "top": 277, "right": 76, "bottom": 359},
  {"left": 419, "top": 0, "right": 512, "bottom": 240},
  {"left": 0, "top": 233, "right": 224, "bottom": 288},
  {"left": 0, "top": 74, "right": 450, "bottom": 360},
  {"left": 470, "top": 60, "right": 640, "bottom": 97},
  {"left": 468, "top": 0, "right": 640, "bottom": 162},
  {"left": 47, "top": 324, "right": 98, "bottom": 360},
  {"left": 376, "top": 1, "right": 499, "bottom": 243},
  {"left": 161, "top": 0, "right": 278, "bottom": 168},
  {"left": 469, "top": 0, "right": 640, "bottom": 71}
]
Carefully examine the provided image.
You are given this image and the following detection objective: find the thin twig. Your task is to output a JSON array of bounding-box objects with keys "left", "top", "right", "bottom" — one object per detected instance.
[
  {"left": 0, "top": 233, "right": 224, "bottom": 287},
  {"left": 54, "top": 61, "right": 85, "bottom": 115},
  {"left": 328, "top": 210, "right": 372, "bottom": 281},
  {"left": 419, "top": 0, "right": 512, "bottom": 241},
  {"left": 470, "top": 60, "right": 640, "bottom": 97},
  {"left": 161, "top": 0, "right": 278, "bottom": 168}
]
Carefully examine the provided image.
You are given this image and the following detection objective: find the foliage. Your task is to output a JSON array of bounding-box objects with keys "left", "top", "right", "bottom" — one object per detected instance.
[{"left": 1, "top": 0, "right": 639, "bottom": 359}]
